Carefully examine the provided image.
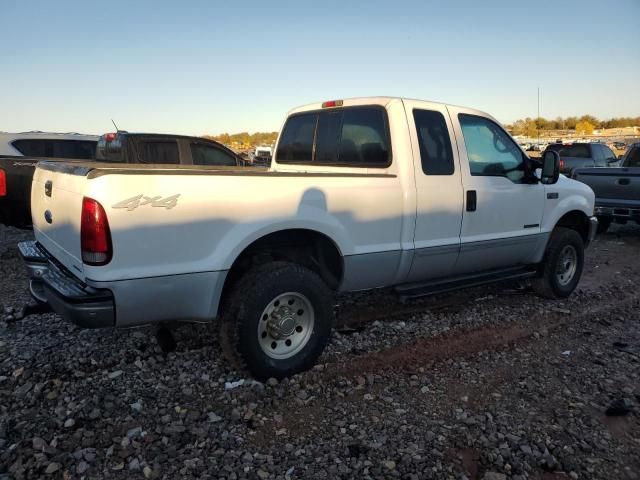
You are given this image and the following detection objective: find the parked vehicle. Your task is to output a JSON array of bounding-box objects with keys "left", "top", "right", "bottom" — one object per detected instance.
[
  {"left": 20, "top": 97, "right": 597, "bottom": 379},
  {"left": 96, "top": 132, "right": 244, "bottom": 166},
  {"left": 0, "top": 131, "right": 98, "bottom": 158},
  {"left": 542, "top": 142, "right": 618, "bottom": 175},
  {"left": 0, "top": 132, "right": 98, "bottom": 228},
  {"left": 572, "top": 142, "right": 640, "bottom": 233},
  {"left": 250, "top": 146, "right": 272, "bottom": 166},
  {"left": 1, "top": 132, "right": 244, "bottom": 228}
]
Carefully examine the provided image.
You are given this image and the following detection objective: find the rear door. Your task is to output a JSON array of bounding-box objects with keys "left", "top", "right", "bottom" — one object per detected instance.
[
  {"left": 448, "top": 107, "right": 545, "bottom": 274},
  {"left": 402, "top": 100, "right": 463, "bottom": 282}
]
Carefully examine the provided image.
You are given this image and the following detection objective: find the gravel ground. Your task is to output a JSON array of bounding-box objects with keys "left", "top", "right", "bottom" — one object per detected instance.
[{"left": 1, "top": 225, "right": 638, "bottom": 480}]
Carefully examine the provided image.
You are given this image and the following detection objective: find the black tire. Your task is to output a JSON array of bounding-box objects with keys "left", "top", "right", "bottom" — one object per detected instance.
[
  {"left": 596, "top": 216, "right": 612, "bottom": 234},
  {"left": 220, "top": 261, "right": 334, "bottom": 380},
  {"left": 533, "top": 227, "right": 584, "bottom": 299}
]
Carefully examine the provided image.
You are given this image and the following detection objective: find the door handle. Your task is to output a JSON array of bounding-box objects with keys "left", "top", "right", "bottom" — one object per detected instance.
[
  {"left": 466, "top": 190, "right": 477, "bottom": 212},
  {"left": 618, "top": 178, "right": 630, "bottom": 186}
]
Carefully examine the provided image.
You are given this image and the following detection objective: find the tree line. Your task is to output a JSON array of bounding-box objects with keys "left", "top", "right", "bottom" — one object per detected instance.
[
  {"left": 203, "top": 131, "right": 278, "bottom": 148},
  {"left": 508, "top": 115, "right": 640, "bottom": 137}
]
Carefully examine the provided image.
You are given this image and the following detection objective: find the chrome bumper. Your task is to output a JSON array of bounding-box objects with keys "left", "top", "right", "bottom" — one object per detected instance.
[{"left": 588, "top": 216, "right": 598, "bottom": 243}]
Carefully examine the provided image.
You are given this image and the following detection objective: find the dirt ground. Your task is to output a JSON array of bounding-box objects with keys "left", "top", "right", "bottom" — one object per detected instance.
[{"left": 1, "top": 224, "right": 639, "bottom": 480}]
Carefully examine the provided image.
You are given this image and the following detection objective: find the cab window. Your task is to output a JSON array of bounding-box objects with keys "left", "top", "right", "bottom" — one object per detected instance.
[
  {"left": 141, "top": 141, "right": 179, "bottom": 164},
  {"left": 277, "top": 106, "right": 391, "bottom": 167},
  {"left": 413, "top": 109, "right": 454, "bottom": 175},
  {"left": 458, "top": 114, "right": 526, "bottom": 183},
  {"left": 276, "top": 113, "right": 318, "bottom": 163},
  {"left": 191, "top": 142, "right": 237, "bottom": 166}
]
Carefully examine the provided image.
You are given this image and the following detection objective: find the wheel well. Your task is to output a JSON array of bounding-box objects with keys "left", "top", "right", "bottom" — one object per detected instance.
[
  {"left": 555, "top": 210, "right": 590, "bottom": 243},
  {"left": 219, "top": 229, "right": 343, "bottom": 313}
]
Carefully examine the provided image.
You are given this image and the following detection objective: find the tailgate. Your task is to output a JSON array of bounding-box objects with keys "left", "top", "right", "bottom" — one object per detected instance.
[
  {"left": 573, "top": 168, "right": 640, "bottom": 201},
  {"left": 31, "top": 162, "right": 92, "bottom": 278}
]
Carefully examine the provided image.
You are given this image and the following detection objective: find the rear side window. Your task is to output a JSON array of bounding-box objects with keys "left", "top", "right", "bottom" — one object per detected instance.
[
  {"left": 12, "top": 139, "right": 96, "bottom": 159},
  {"left": 413, "top": 109, "right": 454, "bottom": 175},
  {"left": 141, "top": 141, "right": 179, "bottom": 164},
  {"left": 559, "top": 144, "right": 591, "bottom": 158},
  {"left": 276, "top": 113, "right": 318, "bottom": 163},
  {"left": 277, "top": 106, "right": 391, "bottom": 167},
  {"left": 191, "top": 142, "right": 237, "bottom": 166}
]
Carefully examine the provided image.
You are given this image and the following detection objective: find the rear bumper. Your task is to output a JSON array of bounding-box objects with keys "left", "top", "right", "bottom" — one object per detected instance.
[
  {"left": 19, "top": 240, "right": 228, "bottom": 328},
  {"left": 18, "top": 240, "right": 115, "bottom": 328}
]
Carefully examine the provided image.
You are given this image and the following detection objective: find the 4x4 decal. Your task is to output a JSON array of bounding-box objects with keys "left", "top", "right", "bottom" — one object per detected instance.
[{"left": 112, "top": 194, "right": 180, "bottom": 211}]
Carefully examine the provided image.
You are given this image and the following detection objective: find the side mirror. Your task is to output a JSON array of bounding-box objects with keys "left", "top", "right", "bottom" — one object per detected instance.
[{"left": 541, "top": 150, "right": 560, "bottom": 184}]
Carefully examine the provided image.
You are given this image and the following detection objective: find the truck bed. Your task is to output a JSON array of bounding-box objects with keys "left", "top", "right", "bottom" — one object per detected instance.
[
  {"left": 0, "top": 156, "right": 94, "bottom": 228},
  {"left": 572, "top": 167, "right": 640, "bottom": 205}
]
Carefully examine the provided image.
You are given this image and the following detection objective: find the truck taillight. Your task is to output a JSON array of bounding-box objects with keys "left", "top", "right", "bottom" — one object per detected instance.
[
  {"left": 559, "top": 159, "right": 565, "bottom": 171},
  {"left": 0, "top": 169, "right": 5, "bottom": 197},
  {"left": 104, "top": 132, "right": 117, "bottom": 142},
  {"left": 81, "top": 197, "right": 112, "bottom": 266}
]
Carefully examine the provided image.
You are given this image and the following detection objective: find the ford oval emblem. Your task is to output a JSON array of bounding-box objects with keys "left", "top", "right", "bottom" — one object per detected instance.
[{"left": 44, "top": 210, "right": 53, "bottom": 224}]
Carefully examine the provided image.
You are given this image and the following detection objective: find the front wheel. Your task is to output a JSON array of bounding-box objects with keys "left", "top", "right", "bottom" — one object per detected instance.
[
  {"left": 532, "top": 227, "right": 584, "bottom": 299},
  {"left": 220, "top": 262, "right": 334, "bottom": 380}
]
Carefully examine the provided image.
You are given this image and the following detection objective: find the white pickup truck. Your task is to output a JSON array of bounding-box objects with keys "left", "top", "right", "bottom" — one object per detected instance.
[{"left": 20, "top": 97, "right": 597, "bottom": 379}]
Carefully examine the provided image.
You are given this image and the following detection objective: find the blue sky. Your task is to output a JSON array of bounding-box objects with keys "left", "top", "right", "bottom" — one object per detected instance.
[{"left": 1, "top": 0, "right": 638, "bottom": 136}]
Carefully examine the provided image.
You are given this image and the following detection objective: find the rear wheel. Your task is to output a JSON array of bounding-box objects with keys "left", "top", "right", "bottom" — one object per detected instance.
[
  {"left": 220, "top": 262, "right": 334, "bottom": 380},
  {"left": 533, "top": 227, "right": 584, "bottom": 299}
]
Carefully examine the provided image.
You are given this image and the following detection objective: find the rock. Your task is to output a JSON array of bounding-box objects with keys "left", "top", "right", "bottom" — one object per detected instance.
[
  {"left": 45, "top": 463, "right": 60, "bottom": 474},
  {"left": 266, "top": 377, "right": 279, "bottom": 387},
  {"left": 143, "top": 466, "right": 153, "bottom": 478},
  {"left": 108, "top": 370, "right": 123, "bottom": 379},
  {"left": 208, "top": 412, "right": 223, "bottom": 423},
  {"left": 257, "top": 469, "right": 269, "bottom": 479},
  {"left": 383, "top": 460, "right": 396, "bottom": 470},
  {"left": 483, "top": 473, "right": 506, "bottom": 480},
  {"left": 64, "top": 418, "right": 75, "bottom": 428},
  {"left": 77, "top": 461, "right": 89, "bottom": 474},
  {"left": 606, "top": 398, "right": 633, "bottom": 416},
  {"left": 242, "top": 452, "right": 253, "bottom": 463},
  {"left": 127, "top": 427, "right": 143, "bottom": 438},
  {"left": 32, "top": 437, "right": 47, "bottom": 450},
  {"left": 129, "top": 458, "right": 140, "bottom": 470}
]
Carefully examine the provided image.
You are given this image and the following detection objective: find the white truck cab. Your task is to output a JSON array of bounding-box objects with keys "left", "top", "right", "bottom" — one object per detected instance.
[{"left": 20, "top": 97, "right": 597, "bottom": 379}]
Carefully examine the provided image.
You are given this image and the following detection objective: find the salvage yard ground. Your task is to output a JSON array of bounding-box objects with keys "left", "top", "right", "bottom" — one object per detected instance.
[{"left": 0, "top": 224, "right": 639, "bottom": 479}]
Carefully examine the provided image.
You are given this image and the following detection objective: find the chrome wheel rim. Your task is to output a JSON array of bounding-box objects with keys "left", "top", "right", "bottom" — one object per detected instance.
[
  {"left": 257, "top": 292, "right": 314, "bottom": 359},
  {"left": 556, "top": 245, "right": 578, "bottom": 286}
]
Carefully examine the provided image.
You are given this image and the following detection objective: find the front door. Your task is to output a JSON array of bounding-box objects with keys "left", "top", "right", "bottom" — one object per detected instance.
[
  {"left": 448, "top": 106, "right": 545, "bottom": 274},
  {"left": 404, "top": 100, "right": 464, "bottom": 282}
]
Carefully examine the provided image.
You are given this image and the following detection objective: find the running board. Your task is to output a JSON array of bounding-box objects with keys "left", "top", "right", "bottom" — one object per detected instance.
[{"left": 395, "top": 267, "right": 537, "bottom": 301}]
